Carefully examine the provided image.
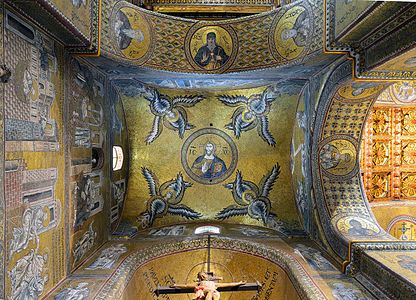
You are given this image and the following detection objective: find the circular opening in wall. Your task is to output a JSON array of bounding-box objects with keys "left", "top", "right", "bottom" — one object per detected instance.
[
  {"left": 194, "top": 225, "right": 221, "bottom": 235},
  {"left": 113, "top": 145, "right": 124, "bottom": 171},
  {"left": 92, "top": 147, "right": 104, "bottom": 170}
]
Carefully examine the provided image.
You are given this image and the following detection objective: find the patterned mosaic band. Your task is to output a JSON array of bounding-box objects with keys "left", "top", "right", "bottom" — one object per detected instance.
[
  {"left": 100, "top": 0, "right": 323, "bottom": 74},
  {"left": 94, "top": 237, "right": 327, "bottom": 299}
]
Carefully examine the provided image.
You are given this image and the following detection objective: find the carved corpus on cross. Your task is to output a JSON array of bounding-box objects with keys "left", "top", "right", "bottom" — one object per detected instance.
[
  {"left": 155, "top": 271, "right": 261, "bottom": 299},
  {"left": 155, "top": 231, "right": 261, "bottom": 298}
]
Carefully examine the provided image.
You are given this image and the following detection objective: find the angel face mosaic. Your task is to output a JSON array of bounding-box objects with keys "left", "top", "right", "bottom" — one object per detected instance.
[{"left": 181, "top": 128, "right": 238, "bottom": 185}]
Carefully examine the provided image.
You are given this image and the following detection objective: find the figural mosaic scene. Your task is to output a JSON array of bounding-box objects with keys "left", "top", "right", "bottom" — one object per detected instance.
[{"left": 0, "top": 0, "right": 415, "bottom": 299}]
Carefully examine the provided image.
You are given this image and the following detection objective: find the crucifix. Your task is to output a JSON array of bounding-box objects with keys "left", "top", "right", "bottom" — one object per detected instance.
[{"left": 155, "top": 233, "right": 261, "bottom": 299}]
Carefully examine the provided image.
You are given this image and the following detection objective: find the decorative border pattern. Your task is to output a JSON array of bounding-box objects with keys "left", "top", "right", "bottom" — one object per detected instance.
[
  {"left": 0, "top": 5, "right": 5, "bottom": 298},
  {"left": 4, "top": 0, "right": 100, "bottom": 54},
  {"left": 94, "top": 238, "right": 327, "bottom": 300},
  {"left": 386, "top": 215, "right": 416, "bottom": 232},
  {"left": 324, "top": 0, "right": 416, "bottom": 80}
]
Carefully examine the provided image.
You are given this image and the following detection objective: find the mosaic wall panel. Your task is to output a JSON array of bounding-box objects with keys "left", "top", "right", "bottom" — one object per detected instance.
[
  {"left": 66, "top": 58, "right": 110, "bottom": 270},
  {"left": 100, "top": 0, "right": 323, "bottom": 74},
  {"left": 4, "top": 0, "right": 100, "bottom": 53},
  {"left": 325, "top": 1, "right": 416, "bottom": 80},
  {"left": 312, "top": 61, "right": 391, "bottom": 261},
  {"left": 0, "top": 5, "right": 5, "bottom": 299},
  {"left": 3, "top": 15, "right": 67, "bottom": 298},
  {"left": 120, "top": 82, "right": 303, "bottom": 234},
  {"left": 387, "top": 215, "right": 416, "bottom": 241},
  {"left": 371, "top": 204, "right": 416, "bottom": 242},
  {"left": 361, "top": 101, "right": 416, "bottom": 202},
  {"left": 109, "top": 85, "right": 129, "bottom": 232},
  {"left": 291, "top": 84, "right": 313, "bottom": 233}
]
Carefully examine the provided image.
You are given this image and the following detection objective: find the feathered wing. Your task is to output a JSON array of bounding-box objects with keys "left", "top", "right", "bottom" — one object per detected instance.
[
  {"left": 227, "top": 107, "right": 247, "bottom": 138},
  {"left": 141, "top": 167, "right": 159, "bottom": 197},
  {"left": 262, "top": 86, "right": 278, "bottom": 103},
  {"left": 150, "top": 94, "right": 171, "bottom": 115},
  {"left": 174, "top": 110, "right": 187, "bottom": 138},
  {"left": 167, "top": 204, "right": 202, "bottom": 219},
  {"left": 257, "top": 115, "right": 276, "bottom": 146},
  {"left": 166, "top": 173, "right": 192, "bottom": 204},
  {"left": 216, "top": 206, "right": 248, "bottom": 220},
  {"left": 259, "top": 163, "right": 280, "bottom": 198},
  {"left": 172, "top": 95, "right": 204, "bottom": 107},
  {"left": 233, "top": 171, "right": 245, "bottom": 199},
  {"left": 217, "top": 95, "right": 248, "bottom": 107},
  {"left": 146, "top": 115, "right": 163, "bottom": 144}
]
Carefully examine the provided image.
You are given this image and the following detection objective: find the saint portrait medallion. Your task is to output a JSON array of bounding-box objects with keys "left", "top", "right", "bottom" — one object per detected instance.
[
  {"left": 334, "top": 216, "right": 380, "bottom": 237},
  {"left": 181, "top": 128, "right": 238, "bottom": 185},
  {"left": 270, "top": 5, "right": 311, "bottom": 62},
  {"left": 318, "top": 136, "right": 358, "bottom": 179},
  {"left": 185, "top": 24, "right": 237, "bottom": 73},
  {"left": 111, "top": 5, "right": 153, "bottom": 63},
  {"left": 337, "top": 82, "right": 385, "bottom": 100}
]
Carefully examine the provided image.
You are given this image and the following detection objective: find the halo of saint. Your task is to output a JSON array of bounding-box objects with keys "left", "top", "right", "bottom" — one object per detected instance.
[
  {"left": 187, "top": 25, "right": 235, "bottom": 72},
  {"left": 181, "top": 128, "right": 238, "bottom": 185}
]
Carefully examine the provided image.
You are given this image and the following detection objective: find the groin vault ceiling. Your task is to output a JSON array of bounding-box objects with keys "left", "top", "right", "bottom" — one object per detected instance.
[{"left": 1, "top": 0, "right": 416, "bottom": 300}]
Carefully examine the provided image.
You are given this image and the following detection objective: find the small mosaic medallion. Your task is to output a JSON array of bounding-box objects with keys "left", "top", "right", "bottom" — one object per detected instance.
[
  {"left": 270, "top": 5, "right": 311, "bottom": 61},
  {"left": 111, "top": 5, "right": 153, "bottom": 63},
  {"left": 334, "top": 216, "right": 381, "bottom": 237},
  {"left": 318, "top": 136, "right": 358, "bottom": 179},
  {"left": 181, "top": 128, "right": 238, "bottom": 185},
  {"left": 185, "top": 24, "right": 237, "bottom": 73},
  {"left": 337, "top": 82, "right": 385, "bottom": 100}
]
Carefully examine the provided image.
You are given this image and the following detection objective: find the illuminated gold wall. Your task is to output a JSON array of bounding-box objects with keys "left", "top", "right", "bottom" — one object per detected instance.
[
  {"left": 360, "top": 82, "right": 416, "bottom": 241},
  {"left": 66, "top": 58, "right": 111, "bottom": 270},
  {"left": 121, "top": 83, "right": 302, "bottom": 232},
  {"left": 3, "top": 14, "right": 67, "bottom": 297},
  {"left": 122, "top": 248, "right": 300, "bottom": 300}
]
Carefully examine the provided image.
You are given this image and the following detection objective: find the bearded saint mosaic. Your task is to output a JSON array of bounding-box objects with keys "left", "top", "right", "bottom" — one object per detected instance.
[
  {"left": 186, "top": 25, "right": 236, "bottom": 72},
  {"left": 216, "top": 163, "right": 286, "bottom": 233},
  {"left": 181, "top": 128, "right": 238, "bottom": 185},
  {"left": 217, "top": 85, "right": 282, "bottom": 146},
  {"left": 135, "top": 83, "right": 204, "bottom": 144},
  {"left": 138, "top": 167, "right": 201, "bottom": 228}
]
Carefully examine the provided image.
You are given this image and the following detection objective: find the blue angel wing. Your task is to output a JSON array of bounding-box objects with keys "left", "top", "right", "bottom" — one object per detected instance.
[
  {"left": 217, "top": 95, "right": 248, "bottom": 107},
  {"left": 257, "top": 115, "right": 276, "bottom": 146},
  {"left": 141, "top": 167, "right": 159, "bottom": 196},
  {"left": 259, "top": 163, "right": 280, "bottom": 198}
]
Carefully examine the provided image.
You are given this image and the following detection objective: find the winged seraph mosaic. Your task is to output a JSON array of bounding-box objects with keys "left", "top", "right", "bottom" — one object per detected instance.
[
  {"left": 217, "top": 86, "right": 279, "bottom": 146},
  {"left": 138, "top": 167, "right": 202, "bottom": 228},
  {"left": 216, "top": 163, "right": 286, "bottom": 233},
  {"left": 134, "top": 83, "right": 204, "bottom": 144}
]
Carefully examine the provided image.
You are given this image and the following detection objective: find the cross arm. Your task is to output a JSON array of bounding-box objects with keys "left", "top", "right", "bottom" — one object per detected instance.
[{"left": 155, "top": 282, "right": 261, "bottom": 295}]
